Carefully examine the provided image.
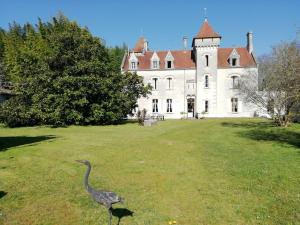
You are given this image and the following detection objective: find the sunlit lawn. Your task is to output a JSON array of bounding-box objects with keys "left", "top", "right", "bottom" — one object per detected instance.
[{"left": 0, "top": 118, "right": 299, "bottom": 225}]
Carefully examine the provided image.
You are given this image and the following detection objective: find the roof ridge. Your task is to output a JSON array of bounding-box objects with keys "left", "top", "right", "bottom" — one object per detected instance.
[
  {"left": 219, "top": 47, "right": 247, "bottom": 49},
  {"left": 145, "top": 50, "right": 193, "bottom": 53}
]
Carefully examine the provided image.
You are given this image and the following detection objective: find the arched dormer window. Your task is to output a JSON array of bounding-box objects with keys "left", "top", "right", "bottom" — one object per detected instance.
[
  {"left": 227, "top": 48, "right": 240, "bottom": 67},
  {"left": 151, "top": 51, "right": 160, "bottom": 69},
  {"left": 165, "top": 51, "right": 174, "bottom": 69},
  {"left": 129, "top": 52, "right": 138, "bottom": 70}
]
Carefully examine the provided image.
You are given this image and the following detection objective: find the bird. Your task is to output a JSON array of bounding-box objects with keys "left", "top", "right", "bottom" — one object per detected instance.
[{"left": 76, "top": 160, "right": 124, "bottom": 225}]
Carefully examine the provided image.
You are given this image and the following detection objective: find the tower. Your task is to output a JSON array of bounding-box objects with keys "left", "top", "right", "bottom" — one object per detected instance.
[{"left": 192, "top": 18, "right": 221, "bottom": 116}]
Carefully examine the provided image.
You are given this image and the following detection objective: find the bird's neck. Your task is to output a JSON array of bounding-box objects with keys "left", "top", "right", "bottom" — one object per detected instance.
[{"left": 84, "top": 164, "right": 92, "bottom": 193}]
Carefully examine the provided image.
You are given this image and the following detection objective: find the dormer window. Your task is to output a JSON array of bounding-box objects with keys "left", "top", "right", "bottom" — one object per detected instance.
[
  {"left": 151, "top": 51, "right": 160, "bottom": 69},
  {"left": 228, "top": 49, "right": 240, "bottom": 67},
  {"left": 131, "top": 62, "right": 137, "bottom": 70},
  {"left": 232, "top": 58, "right": 237, "bottom": 66},
  {"left": 129, "top": 52, "right": 138, "bottom": 70},
  {"left": 165, "top": 51, "right": 174, "bottom": 69}
]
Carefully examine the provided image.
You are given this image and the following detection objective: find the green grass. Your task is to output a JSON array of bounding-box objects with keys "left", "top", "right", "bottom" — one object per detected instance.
[{"left": 0, "top": 118, "right": 299, "bottom": 225}]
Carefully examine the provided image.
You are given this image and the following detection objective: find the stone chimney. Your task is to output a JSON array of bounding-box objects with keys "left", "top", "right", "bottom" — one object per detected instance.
[
  {"left": 143, "top": 39, "right": 149, "bottom": 52},
  {"left": 247, "top": 32, "right": 253, "bottom": 54},
  {"left": 183, "top": 36, "right": 188, "bottom": 51}
]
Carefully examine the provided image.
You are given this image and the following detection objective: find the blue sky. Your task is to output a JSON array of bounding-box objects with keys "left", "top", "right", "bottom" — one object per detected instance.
[{"left": 1, "top": 0, "right": 299, "bottom": 56}]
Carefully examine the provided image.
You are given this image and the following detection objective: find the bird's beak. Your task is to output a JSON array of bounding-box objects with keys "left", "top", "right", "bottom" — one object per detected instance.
[{"left": 75, "top": 160, "right": 84, "bottom": 164}]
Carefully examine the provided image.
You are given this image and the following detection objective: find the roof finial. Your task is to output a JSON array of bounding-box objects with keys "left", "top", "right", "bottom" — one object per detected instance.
[
  {"left": 204, "top": 8, "right": 207, "bottom": 21},
  {"left": 140, "top": 28, "right": 144, "bottom": 37}
]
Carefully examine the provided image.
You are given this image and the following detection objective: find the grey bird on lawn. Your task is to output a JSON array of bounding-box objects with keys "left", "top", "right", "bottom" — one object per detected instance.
[{"left": 76, "top": 160, "right": 124, "bottom": 225}]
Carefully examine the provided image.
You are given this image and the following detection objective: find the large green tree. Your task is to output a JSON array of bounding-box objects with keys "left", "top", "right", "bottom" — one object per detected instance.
[{"left": 1, "top": 14, "right": 150, "bottom": 127}]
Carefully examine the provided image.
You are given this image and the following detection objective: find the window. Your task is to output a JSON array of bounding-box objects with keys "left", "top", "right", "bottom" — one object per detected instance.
[
  {"left": 228, "top": 49, "right": 240, "bottom": 67},
  {"left": 205, "top": 100, "right": 209, "bottom": 113},
  {"left": 167, "top": 61, "right": 172, "bottom": 68},
  {"left": 165, "top": 51, "right": 174, "bottom": 69},
  {"left": 152, "top": 99, "right": 158, "bottom": 113},
  {"left": 153, "top": 60, "right": 158, "bottom": 69},
  {"left": 232, "top": 76, "right": 239, "bottom": 89},
  {"left": 205, "top": 55, "right": 209, "bottom": 67},
  {"left": 228, "top": 57, "right": 239, "bottom": 67},
  {"left": 232, "top": 58, "right": 237, "bottom": 66},
  {"left": 131, "top": 62, "right": 136, "bottom": 70},
  {"left": 166, "top": 99, "right": 172, "bottom": 113},
  {"left": 205, "top": 75, "right": 209, "bottom": 88},
  {"left": 231, "top": 98, "right": 238, "bottom": 112},
  {"left": 152, "top": 78, "right": 158, "bottom": 90},
  {"left": 166, "top": 77, "right": 172, "bottom": 89}
]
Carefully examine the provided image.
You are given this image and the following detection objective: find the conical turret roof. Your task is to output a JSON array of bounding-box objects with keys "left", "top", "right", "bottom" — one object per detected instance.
[
  {"left": 195, "top": 19, "right": 221, "bottom": 39},
  {"left": 133, "top": 37, "right": 145, "bottom": 52}
]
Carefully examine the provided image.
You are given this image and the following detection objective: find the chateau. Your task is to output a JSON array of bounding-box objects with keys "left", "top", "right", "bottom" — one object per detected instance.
[{"left": 121, "top": 19, "right": 258, "bottom": 119}]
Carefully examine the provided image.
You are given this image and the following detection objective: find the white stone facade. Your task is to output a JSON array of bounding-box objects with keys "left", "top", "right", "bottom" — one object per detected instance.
[{"left": 122, "top": 19, "right": 258, "bottom": 119}]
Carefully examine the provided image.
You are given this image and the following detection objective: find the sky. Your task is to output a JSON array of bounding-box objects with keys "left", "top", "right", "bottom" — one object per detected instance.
[{"left": 1, "top": 0, "right": 299, "bottom": 56}]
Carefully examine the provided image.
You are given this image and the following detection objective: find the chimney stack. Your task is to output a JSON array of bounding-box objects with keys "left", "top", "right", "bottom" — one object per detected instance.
[
  {"left": 183, "top": 36, "right": 188, "bottom": 51},
  {"left": 143, "top": 39, "right": 149, "bottom": 52},
  {"left": 247, "top": 31, "right": 253, "bottom": 54}
]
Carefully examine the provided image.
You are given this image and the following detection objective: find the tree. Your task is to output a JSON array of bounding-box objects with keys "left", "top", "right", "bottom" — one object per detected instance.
[
  {"left": 0, "top": 14, "right": 150, "bottom": 127},
  {"left": 239, "top": 42, "right": 300, "bottom": 126},
  {"left": 0, "top": 28, "right": 6, "bottom": 80},
  {"left": 108, "top": 44, "right": 127, "bottom": 73}
]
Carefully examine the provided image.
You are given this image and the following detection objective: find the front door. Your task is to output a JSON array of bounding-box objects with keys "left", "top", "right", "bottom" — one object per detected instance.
[{"left": 187, "top": 98, "right": 195, "bottom": 118}]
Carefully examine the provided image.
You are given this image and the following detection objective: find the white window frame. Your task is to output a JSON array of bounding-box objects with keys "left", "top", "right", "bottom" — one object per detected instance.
[
  {"left": 231, "top": 98, "right": 238, "bottom": 113},
  {"left": 152, "top": 99, "right": 158, "bottom": 113},
  {"left": 153, "top": 60, "right": 158, "bottom": 69},
  {"left": 131, "top": 61, "right": 137, "bottom": 70},
  {"left": 166, "top": 99, "right": 172, "bottom": 113},
  {"left": 166, "top": 77, "right": 173, "bottom": 90},
  {"left": 152, "top": 78, "right": 158, "bottom": 90},
  {"left": 232, "top": 76, "right": 239, "bottom": 89}
]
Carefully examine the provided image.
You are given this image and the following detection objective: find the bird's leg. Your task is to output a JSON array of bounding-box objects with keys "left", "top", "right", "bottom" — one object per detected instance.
[{"left": 107, "top": 208, "right": 112, "bottom": 225}]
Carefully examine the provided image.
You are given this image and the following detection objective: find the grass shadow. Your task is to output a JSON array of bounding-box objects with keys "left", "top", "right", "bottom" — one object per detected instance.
[
  {"left": 221, "top": 120, "right": 276, "bottom": 129},
  {"left": 222, "top": 121, "right": 300, "bottom": 149},
  {"left": 0, "top": 191, "right": 7, "bottom": 199},
  {"left": 111, "top": 208, "right": 134, "bottom": 225},
  {"left": 241, "top": 129, "right": 300, "bottom": 148},
  {"left": 0, "top": 135, "right": 56, "bottom": 152}
]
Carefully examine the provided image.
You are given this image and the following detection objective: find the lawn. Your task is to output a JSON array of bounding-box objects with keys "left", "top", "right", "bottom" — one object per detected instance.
[{"left": 0, "top": 118, "right": 299, "bottom": 225}]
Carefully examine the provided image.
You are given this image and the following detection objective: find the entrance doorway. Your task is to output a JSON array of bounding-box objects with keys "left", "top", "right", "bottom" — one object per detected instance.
[{"left": 187, "top": 98, "right": 195, "bottom": 118}]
